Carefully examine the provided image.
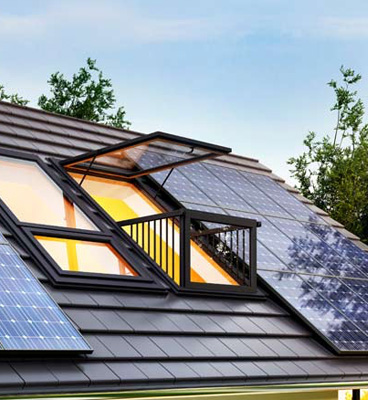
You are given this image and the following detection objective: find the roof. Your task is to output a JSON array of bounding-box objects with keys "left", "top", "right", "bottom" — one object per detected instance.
[{"left": 0, "top": 100, "right": 367, "bottom": 396}]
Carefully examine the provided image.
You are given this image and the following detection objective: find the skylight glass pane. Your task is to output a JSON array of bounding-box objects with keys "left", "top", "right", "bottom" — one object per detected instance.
[
  {"left": 35, "top": 236, "right": 137, "bottom": 276},
  {"left": 0, "top": 157, "right": 96, "bottom": 230}
]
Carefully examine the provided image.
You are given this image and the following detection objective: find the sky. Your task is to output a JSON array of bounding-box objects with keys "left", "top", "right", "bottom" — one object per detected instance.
[{"left": 1, "top": 1, "right": 368, "bottom": 184}]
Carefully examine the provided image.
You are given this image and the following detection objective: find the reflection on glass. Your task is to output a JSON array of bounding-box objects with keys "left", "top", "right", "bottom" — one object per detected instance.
[
  {"left": 0, "top": 157, "right": 95, "bottom": 230},
  {"left": 70, "top": 173, "right": 237, "bottom": 285},
  {"left": 35, "top": 236, "right": 136, "bottom": 276}
]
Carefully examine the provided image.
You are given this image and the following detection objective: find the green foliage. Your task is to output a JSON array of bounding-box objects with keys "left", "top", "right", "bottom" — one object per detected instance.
[
  {"left": 38, "top": 58, "right": 131, "bottom": 129},
  {"left": 0, "top": 84, "right": 29, "bottom": 106},
  {"left": 289, "top": 66, "right": 368, "bottom": 243}
]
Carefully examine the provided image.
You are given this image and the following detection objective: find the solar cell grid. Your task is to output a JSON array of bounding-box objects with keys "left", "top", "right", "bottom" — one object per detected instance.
[
  {"left": 178, "top": 163, "right": 258, "bottom": 213},
  {"left": 242, "top": 171, "right": 326, "bottom": 224},
  {"left": 259, "top": 270, "right": 368, "bottom": 352},
  {"left": 0, "top": 240, "right": 91, "bottom": 351},
  {"left": 269, "top": 217, "right": 368, "bottom": 279},
  {"left": 205, "top": 164, "right": 290, "bottom": 218}
]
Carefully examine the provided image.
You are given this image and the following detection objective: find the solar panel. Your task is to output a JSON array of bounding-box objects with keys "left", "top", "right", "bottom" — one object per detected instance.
[
  {"left": 178, "top": 163, "right": 258, "bottom": 213},
  {"left": 259, "top": 270, "right": 368, "bottom": 352},
  {"left": 242, "top": 171, "right": 326, "bottom": 224},
  {"left": 156, "top": 161, "right": 368, "bottom": 352},
  {"left": 205, "top": 164, "right": 291, "bottom": 218},
  {"left": 0, "top": 234, "right": 91, "bottom": 352}
]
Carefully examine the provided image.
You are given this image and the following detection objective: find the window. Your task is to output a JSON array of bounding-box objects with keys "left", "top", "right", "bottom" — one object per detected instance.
[
  {"left": 70, "top": 173, "right": 251, "bottom": 289},
  {"left": 0, "top": 154, "right": 139, "bottom": 284},
  {"left": 35, "top": 236, "right": 136, "bottom": 276},
  {"left": 0, "top": 157, "right": 95, "bottom": 229}
]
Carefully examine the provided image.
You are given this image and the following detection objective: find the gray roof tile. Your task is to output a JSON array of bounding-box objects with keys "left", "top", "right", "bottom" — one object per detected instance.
[
  {"left": 125, "top": 336, "right": 168, "bottom": 358},
  {"left": 65, "top": 309, "right": 107, "bottom": 331},
  {"left": 76, "top": 362, "right": 120, "bottom": 385},
  {"left": 45, "top": 362, "right": 90, "bottom": 386},
  {"left": 106, "top": 362, "right": 147, "bottom": 382},
  {"left": 232, "top": 362, "right": 268, "bottom": 379},
  {"left": 134, "top": 362, "right": 174, "bottom": 381},
  {"left": 97, "top": 335, "right": 141, "bottom": 358},
  {"left": 151, "top": 336, "right": 192, "bottom": 358},
  {"left": 0, "top": 363, "right": 24, "bottom": 387},
  {"left": 10, "top": 362, "right": 58, "bottom": 387},
  {"left": 160, "top": 362, "right": 200, "bottom": 381}
]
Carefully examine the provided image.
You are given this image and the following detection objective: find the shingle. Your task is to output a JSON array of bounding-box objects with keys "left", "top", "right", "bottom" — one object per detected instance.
[
  {"left": 83, "top": 334, "right": 114, "bottom": 359},
  {"left": 10, "top": 362, "right": 58, "bottom": 387},
  {"left": 92, "top": 310, "right": 133, "bottom": 332},
  {"left": 89, "top": 293, "right": 122, "bottom": 308},
  {"left": 134, "top": 362, "right": 174, "bottom": 381},
  {"left": 199, "top": 337, "right": 236, "bottom": 357},
  {"left": 65, "top": 309, "right": 106, "bottom": 331},
  {"left": 283, "top": 338, "right": 330, "bottom": 358},
  {"left": 231, "top": 316, "right": 265, "bottom": 334},
  {"left": 274, "top": 361, "right": 308, "bottom": 378},
  {"left": 233, "top": 361, "right": 268, "bottom": 378},
  {"left": 76, "top": 362, "right": 120, "bottom": 385},
  {"left": 209, "top": 315, "right": 245, "bottom": 334},
  {"left": 160, "top": 362, "right": 200, "bottom": 381},
  {"left": 260, "top": 338, "right": 298, "bottom": 358},
  {"left": 97, "top": 335, "right": 141, "bottom": 358},
  {"left": 125, "top": 336, "right": 167, "bottom": 358},
  {"left": 187, "top": 362, "right": 223, "bottom": 379},
  {"left": 250, "top": 317, "right": 284, "bottom": 335},
  {"left": 0, "top": 363, "right": 24, "bottom": 387},
  {"left": 106, "top": 362, "right": 147, "bottom": 382},
  {"left": 219, "top": 338, "right": 258, "bottom": 358},
  {"left": 293, "top": 360, "right": 328, "bottom": 377},
  {"left": 117, "top": 311, "right": 158, "bottom": 332},
  {"left": 240, "top": 338, "right": 277, "bottom": 357},
  {"left": 187, "top": 314, "right": 224, "bottom": 333},
  {"left": 254, "top": 361, "right": 289, "bottom": 378},
  {"left": 149, "top": 313, "right": 182, "bottom": 332},
  {"left": 310, "top": 360, "right": 344, "bottom": 377},
  {"left": 210, "top": 362, "right": 246, "bottom": 379},
  {"left": 166, "top": 313, "right": 203, "bottom": 333},
  {"left": 63, "top": 291, "right": 97, "bottom": 306},
  {"left": 175, "top": 337, "right": 214, "bottom": 358},
  {"left": 45, "top": 362, "right": 90, "bottom": 386},
  {"left": 151, "top": 336, "right": 192, "bottom": 358}
]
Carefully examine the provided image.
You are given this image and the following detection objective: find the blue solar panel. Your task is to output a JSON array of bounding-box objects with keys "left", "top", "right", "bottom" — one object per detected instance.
[
  {"left": 259, "top": 270, "right": 368, "bottom": 352},
  {"left": 306, "top": 222, "right": 368, "bottom": 269},
  {"left": 242, "top": 171, "right": 326, "bottom": 224},
  {"left": 204, "top": 164, "right": 289, "bottom": 218},
  {"left": 269, "top": 217, "right": 368, "bottom": 279},
  {"left": 178, "top": 163, "right": 258, "bottom": 213},
  {"left": 157, "top": 160, "right": 368, "bottom": 353},
  {"left": 0, "top": 235, "right": 91, "bottom": 351}
]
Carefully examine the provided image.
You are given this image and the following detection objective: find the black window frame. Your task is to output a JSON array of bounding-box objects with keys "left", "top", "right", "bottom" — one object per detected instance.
[
  {"left": 0, "top": 148, "right": 164, "bottom": 290},
  {"left": 50, "top": 157, "right": 264, "bottom": 298}
]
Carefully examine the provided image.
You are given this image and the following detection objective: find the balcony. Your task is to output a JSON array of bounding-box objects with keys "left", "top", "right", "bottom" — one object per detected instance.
[{"left": 118, "top": 209, "right": 260, "bottom": 294}]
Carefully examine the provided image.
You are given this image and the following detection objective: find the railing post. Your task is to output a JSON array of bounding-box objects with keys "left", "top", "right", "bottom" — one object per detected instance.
[
  {"left": 180, "top": 210, "right": 191, "bottom": 287},
  {"left": 249, "top": 225, "right": 258, "bottom": 291}
]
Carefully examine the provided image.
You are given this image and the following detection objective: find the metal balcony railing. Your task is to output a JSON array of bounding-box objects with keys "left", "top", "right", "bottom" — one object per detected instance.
[{"left": 118, "top": 209, "right": 260, "bottom": 293}]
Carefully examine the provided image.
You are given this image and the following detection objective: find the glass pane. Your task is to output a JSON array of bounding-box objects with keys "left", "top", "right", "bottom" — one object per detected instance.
[
  {"left": 70, "top": 173, "right": 238, "bottom": 285},
  {"left": 35, "top": 236, "right": 137, "bottom": 276},
  {"left": 0, "top": 157, "right": 96, "bottom": 230},
  {"left": 68, "top": 137, "right": 214, "bottom": 178}
]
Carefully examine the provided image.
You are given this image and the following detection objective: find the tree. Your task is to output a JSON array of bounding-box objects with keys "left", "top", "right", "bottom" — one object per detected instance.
[
  {"left": 288, "top": 67, "right": 368, "bottom": 243},
  {"left": 0, "top": 84, "right": 29, "bottom": 106},
  {"left": 38, "top": 58, "right": 131, "bottom": 129}
]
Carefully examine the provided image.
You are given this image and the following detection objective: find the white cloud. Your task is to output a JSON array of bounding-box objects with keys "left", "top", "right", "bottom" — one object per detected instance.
[
  {"left": 0, "top": 1, "right": 239, "bottom": 47},
  {"left": 317, "top": 17, "right": 368, "bottom": 38}
]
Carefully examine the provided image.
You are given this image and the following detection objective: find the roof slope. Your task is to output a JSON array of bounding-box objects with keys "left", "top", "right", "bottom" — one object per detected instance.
[{"left": 0, "top": 101, "right": 367, "bottom": 395}]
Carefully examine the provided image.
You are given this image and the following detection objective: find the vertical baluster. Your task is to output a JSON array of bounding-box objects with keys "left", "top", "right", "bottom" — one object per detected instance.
[
  {"left": 142, "top": 222, "right": 145, "bottom": 252},
  {"left": 159, "top": 218, "right": 162, "bottom": 269},
  {"left": 242, "top": 229, "right": 246, "bottom": 284},
  {"left": 166, "top": 218, "right": 169, "bottom": 275},
  {"left": 172, "top": 217, "right": 175, "bottom": 282},
  {"left": 154, "top": 220, "right": 157, "bottom": 263},
  {"left": 236, "top": 229, "right": 239, "bottom": 280},
  {"left": 230, "top": 230, "right": 233, "bottom": 268}
]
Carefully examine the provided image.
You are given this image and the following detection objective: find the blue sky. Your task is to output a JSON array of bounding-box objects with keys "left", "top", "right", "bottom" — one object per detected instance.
[{"left": 1, "top": 1, "right": 368, "bottom": 183}]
